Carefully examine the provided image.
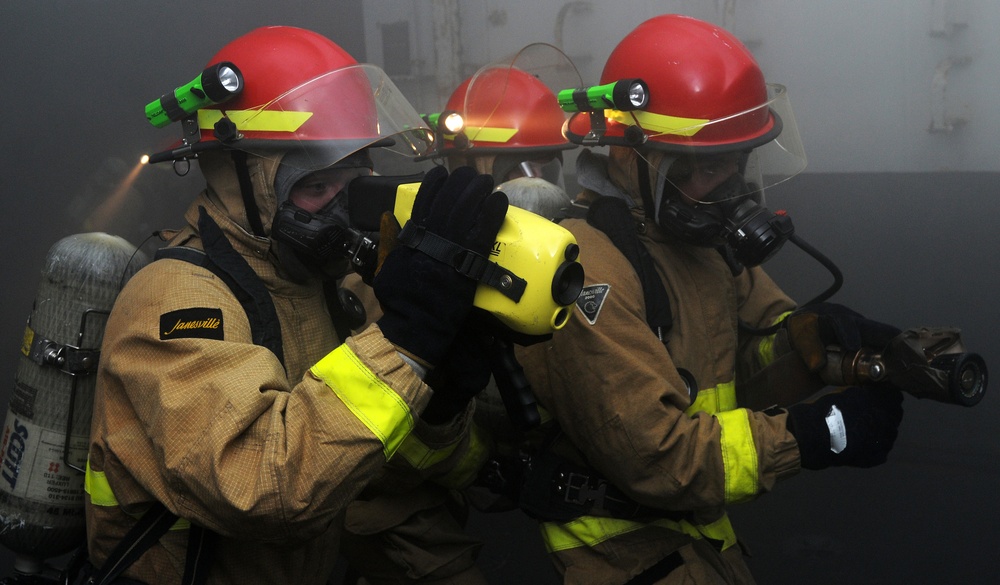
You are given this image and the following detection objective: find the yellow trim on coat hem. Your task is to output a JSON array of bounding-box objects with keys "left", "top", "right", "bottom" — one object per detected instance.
[
  {"left": 85, "top": 459, "right": 190, "bottom": 530},
  {"left": 540, "top": 513, "right": 737, "bottom": 553}
]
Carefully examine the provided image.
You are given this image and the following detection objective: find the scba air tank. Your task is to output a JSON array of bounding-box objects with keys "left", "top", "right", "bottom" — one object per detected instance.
[{"left": 0, "top": 233, "right": 147, "bottom": 570}]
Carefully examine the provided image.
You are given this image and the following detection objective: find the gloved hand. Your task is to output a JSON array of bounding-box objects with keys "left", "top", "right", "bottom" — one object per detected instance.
[
  {"left": 374, "top": 165, "right": 508, "bottom": 368},
  {"left": 785, "top": 385, "right": 904, "bottom": 470},
  {"left": 785, "top": 302, "right": 902, "bottom": 372},
  {"left": 421, "top": 317, "right": 494, "bottom": 424}
]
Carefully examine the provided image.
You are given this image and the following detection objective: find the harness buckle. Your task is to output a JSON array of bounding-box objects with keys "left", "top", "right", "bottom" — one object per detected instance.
[{"left": 555, "top": 471, "right": 608, "bottom": 509}]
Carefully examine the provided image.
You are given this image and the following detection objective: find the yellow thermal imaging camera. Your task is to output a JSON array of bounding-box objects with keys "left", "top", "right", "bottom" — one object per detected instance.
[{"left": 347, "top": 175, "right": 584, "bottom": 337}]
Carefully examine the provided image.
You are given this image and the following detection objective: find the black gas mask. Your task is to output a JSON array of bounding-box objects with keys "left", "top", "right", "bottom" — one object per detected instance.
[
  {"left": 270, "top": 150, "right": 378, "bottom": 282},
  {"left": 272, "top": 196, "right": 365, "bottom": 282},
  {"left": 657, "top": 166, "right": 794, "bottom": 268}
]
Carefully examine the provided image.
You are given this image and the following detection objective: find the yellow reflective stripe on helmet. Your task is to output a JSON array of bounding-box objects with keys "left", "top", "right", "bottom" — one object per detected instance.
[
  {"left": 198, "top": 109, "right": 313, "bottom": 132},
  {"left": 85, "top": 459, "right": 118, "bottom": 507},
  {"left": 685, "top": 380, "right": 738, "bottom": 416},
  {"left": 310, "top": 345, "right": 414, "bottom": 460},
  {"left": 540, "top": 513, "right": 737, "bottom": 553},
  {"left": 85, "top": 459, "right": 190, "bottom": 531},
  {"left": 465, "top": 126, "right": 518, "bottom": 143},
  {"left": 435, "top": 423, "right": 490, "bottom": 489},
  {"left": 757, "top": 311, "right": 793, "bottom": 366},
  {"left": 606, "top": 109, "right": 708, "bottom": 137},
  {"left": 715, "top": 408, "right": 759, "bottom": 504}
]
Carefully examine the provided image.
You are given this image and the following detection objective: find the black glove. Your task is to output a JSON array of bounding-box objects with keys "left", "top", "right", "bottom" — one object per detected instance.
[
  {"left": 421, "top": 318, "right": 494, "bottom": 424},
  {"left": 374, "top": 165, "right": 508, "bottom": 367},
  {"left": 785, "top": 385, "right": 904, "bottom": 470},
  {"left": 785, "top": 302, "right": 902, "bottom": 372}
]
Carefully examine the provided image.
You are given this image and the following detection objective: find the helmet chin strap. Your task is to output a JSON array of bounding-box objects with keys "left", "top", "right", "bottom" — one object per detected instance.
[
  {"left": 635, "top": 155, "right": 657, "bottom": 222},
  {"left": 231, "top": 150, "right": 267, "bottom": 237}
]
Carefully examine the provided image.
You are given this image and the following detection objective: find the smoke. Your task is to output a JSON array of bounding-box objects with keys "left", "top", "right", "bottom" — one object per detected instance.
[{"left": 2, "top": 3, "right": 998, "bottom": 583}]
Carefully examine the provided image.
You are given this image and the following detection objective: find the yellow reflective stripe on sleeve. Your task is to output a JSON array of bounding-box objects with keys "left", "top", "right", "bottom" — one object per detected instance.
[
  {"left": 685, "top": 380, "right": 738, "bottom": 416},
  {"left": 198, "top": 109, "right": 313, "bottom": 132},
  {"left": 540, "top": 514, "right": 737, "bottom": 553},
  {"left": 311, "top": 345, "right": 415, "bottom": 460},
  {"left": 606, "top": 109, "right": 708, "bottom": 137},
  {"left": 397, "top": 433, "right": 460, "bottom": 470},
  {"left": 435, "top": 423, "right": 490, "bottom": 489},
  {"left": 397, "top": 423, "right": 489, "bottom": 488},
  {"left": 757, "top": 311, "right": 793, "bottom": 366},
  {"left": 715, "top": 408, "right": 759, "bottom": 504},
  {"left": 465, "top": 126, "right": 518, "bottom": 143},
  {"left": 85, "top": 459, "right": 190, "bottom": 531},
  {"left": 85, "top": 458, "right": 118, "bottom": 507}
]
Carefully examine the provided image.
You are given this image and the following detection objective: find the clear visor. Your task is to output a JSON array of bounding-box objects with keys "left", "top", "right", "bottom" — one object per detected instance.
[
  {"left": 462, "top": 42, "right": 582, "bottom": 132},
  {"left": 638, "top": 84, "right": 806, "bottom": 204},
  {"left": 224, "top": 63, "right": 434, "bottom": 171}
]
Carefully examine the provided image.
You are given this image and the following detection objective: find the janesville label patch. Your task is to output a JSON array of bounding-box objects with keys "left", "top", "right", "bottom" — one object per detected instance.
[
  {"left": 576, "top": 284, "right": 611, "bottom": 325},
  {"left": 160, "top": 308, "right": 224, "bottom": 341}
]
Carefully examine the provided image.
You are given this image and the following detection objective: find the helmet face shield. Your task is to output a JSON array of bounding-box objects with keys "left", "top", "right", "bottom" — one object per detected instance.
[
  {"left": 442, "top": 43, "right": 581, "bottom": 156},
  {"left": 206, "top": 64, "right": 434, "bottom": 171},
  {"left": 639, "top": 84, "right": 807, "bottom": 205}
]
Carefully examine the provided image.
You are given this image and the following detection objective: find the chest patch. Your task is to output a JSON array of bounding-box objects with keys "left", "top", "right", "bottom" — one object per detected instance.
[
  {"left": 160, "top": 308, "right": 224, "bottom": 341},
  {"left": 575, "top": 284, "right": 611, "bottom": 325}
]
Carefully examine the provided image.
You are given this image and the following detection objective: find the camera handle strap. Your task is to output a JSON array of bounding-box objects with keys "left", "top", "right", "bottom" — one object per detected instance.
[{"left": 396, "top": 223, "right": 527, "bottom": 302}]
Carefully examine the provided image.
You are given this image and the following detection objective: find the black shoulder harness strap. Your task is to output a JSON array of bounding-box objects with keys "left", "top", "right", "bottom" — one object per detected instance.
[
  {"left": 89, "top": 502, "right": 215, "bottom": 585},
  {"left": 586, "top": 196, "right": 673, "bottom": 341},
  {"left": 97, "top": 207, "right": 282, "bottom": 583},
  {"left": 155, "top": 206, "right": 285, "bottom": 369}
]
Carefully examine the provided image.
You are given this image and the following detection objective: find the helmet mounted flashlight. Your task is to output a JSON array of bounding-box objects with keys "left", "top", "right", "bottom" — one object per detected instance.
[
  {"left": 558, "top": 78, "right": 649, "bottom": 113},
  {"left": 145, "top": 62, "right": 244, "bottom": 128}
]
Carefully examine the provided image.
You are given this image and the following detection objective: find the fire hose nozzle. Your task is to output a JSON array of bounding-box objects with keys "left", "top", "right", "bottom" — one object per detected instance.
[{"left": 826, "top": 327, "right": 988, "bottom": 407}]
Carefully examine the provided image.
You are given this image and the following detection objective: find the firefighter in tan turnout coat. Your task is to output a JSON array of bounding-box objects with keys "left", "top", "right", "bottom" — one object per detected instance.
[
  {"left": 84, "top": 26, "right": 506, "bottom": 585},
  {"left": 514, "top": 14, "right": 905, "bottom": 584}
]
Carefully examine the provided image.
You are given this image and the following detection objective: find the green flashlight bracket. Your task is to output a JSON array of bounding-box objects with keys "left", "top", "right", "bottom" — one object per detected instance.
[
  {"left": 147, "top": 113, "right": 244, "bottom": 169},
  {"left": 564, "top": 110, "right": 649, "bottom": 148},
  {"left": 558, "top": 79, "right": 649, "bottom": 113},
  {"left": 145, "top": 62, "right": 246, "bottom": 169},
  {"left": 559, "top": 78, "right": 651, "bottom": 147},
  {"left": 580, "top": 111, "right": 609, "bottom": 146}
]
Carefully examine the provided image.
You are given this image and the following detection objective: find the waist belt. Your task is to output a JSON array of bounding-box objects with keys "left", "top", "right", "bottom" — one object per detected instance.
[{"left": 480, "top": 447, "right": 688, "bottom": 525}]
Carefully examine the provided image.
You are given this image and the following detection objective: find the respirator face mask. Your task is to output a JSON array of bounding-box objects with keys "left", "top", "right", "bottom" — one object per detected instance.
[
  {"left": 655, "top": 152, "right": 794, "bottom": 268},
  {"left": 271, "top": 164, "right": 374, "bottom": 282}
]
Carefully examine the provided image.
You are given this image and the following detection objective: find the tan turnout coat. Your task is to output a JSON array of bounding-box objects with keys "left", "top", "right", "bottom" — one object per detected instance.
[
  {"left": 517, "top": 192, "right": 803, "bottom": 584},
  {"left": 85, "top": 152, "right": 473, "bottom": 584}
]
